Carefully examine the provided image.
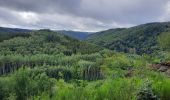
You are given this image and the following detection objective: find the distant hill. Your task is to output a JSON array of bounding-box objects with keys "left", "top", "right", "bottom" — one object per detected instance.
[
  {"left": 0, "top": 27, "right": 31, "bottom": 42},
  {"left": 0, "top": 27, "right": 91, "bottom": 41},
  {"left": 0, "top": 27, "right": 31, "bottom": 33},
  {"left": 87, "top": 22, "right": 170, "bottom": 54},
  {"left": 57, "top": 30, "right": 91, "bottom": 40}
]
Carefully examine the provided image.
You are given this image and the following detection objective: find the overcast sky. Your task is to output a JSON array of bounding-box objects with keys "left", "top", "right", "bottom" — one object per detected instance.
[{"left": 0, "top": 0, "right": 170, "bottom": 32}]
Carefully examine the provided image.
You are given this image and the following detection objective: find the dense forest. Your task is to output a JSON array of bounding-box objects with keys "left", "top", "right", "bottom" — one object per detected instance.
[
  {"left": 87, "top": 22, "right": 170, "bottom": 54},
  {"left": 0, "top": 22, "right": 170, "bottom": 100}
]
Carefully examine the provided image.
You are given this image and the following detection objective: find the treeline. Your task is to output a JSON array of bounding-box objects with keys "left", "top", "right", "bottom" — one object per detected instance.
[{"left": 0, "top": 53, "right": 104, "bottom": 81}]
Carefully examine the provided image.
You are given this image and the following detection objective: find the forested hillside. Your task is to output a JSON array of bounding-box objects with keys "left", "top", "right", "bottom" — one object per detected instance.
[
  {"left": 87, "top": 22, "right": 170, "bottom": 54},
  {"left": 0, "top": 24, "right": 170, "bottom": 100},
  {"left": 1, "top": 0, "right": 170, "bottom": 99},
  {"left": 0, "top": 29, "right": 102, "bottom": 55},
  {"left": 0, "top": 27, "right": 90, "bottom": 41}
]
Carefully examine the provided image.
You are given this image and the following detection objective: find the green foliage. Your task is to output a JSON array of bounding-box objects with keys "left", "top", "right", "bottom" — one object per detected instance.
[
  {"left": 101, "top": 53, "right": 148, "bottom": 78},
  {"left": 46, "top": 67, "right": 72, "bottom": 81},
  {"left": 95, "top": 79, "right": 138, "bottom": 100},
  {"left": 0, "top": 81, "right": 5, "bottom": 99},
  {"left": 160, "top": 80, "right": 170, "bottom": 100},
  {"left": 78, "top": 60, "right": 103, "bottom": 80},
  {"left": 158, "top": 32, "right": 170, "bottom": 51},
  {"left": 153, "top": 79, "right": 170, "bottom": 100},
  {"left": 87, "top": 22, "right": 170, "bottom": 54},
  {"left": 9, "top": 68, "right": 55, "bottom": 100},
  {"left": 0, "top": 32, "right": 30, "bottom": 42},
  {"left": 36, "top": 78, "right": 142, "bottom": 100},
  {"left": 13, "top": 68, "right": 33, "bottom": 100},
  {"left": 137, "top": 80, "right": 158, "bottom": 100},
  {"left": 0, "top": 30, "right": 102, "bottom": 55},
  {"left": 0, "top": 28, "right": 170, "bottom": 100}
]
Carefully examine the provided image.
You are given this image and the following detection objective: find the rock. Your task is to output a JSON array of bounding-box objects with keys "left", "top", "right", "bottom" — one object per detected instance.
[
  {"left": 151, "top": 64, "right": 161, "bottom": 70},
  {"left": 158, "top": 66, "right": 168, "bottom": 72},
  {"left": 166, "top": 69, "right": 170, "bottom": 76},
  {"left": 160, "top": 61, "right": 170, "bottom": 66}
]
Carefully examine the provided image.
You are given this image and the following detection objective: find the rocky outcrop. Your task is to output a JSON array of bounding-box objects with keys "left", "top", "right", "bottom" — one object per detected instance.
[{"left": 151, "top": 62, "right": 170, "bottom": 76}]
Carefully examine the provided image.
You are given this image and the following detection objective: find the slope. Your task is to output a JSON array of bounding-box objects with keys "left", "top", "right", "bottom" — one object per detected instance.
[
  {"left": 87, "top": 22, "right": 170, "bottom": 54},
  {"left": 0, "top": 29, "right": 102, "bottom": 55}
]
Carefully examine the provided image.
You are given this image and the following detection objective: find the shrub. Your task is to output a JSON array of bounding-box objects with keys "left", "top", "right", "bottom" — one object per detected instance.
[
  {"left": 13, "top": 68, "right": 55, "bottom": 100},
  {"left": 137, "top": 80, "right": 158, "bottom": 100},
  {"left": 13, "top": 68, "right": 33, "bottom": 100}
]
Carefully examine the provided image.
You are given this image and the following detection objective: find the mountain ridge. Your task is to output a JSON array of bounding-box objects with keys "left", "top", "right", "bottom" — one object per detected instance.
[{"left": 1, "top": 22, "right": 170, "bottom": 54}]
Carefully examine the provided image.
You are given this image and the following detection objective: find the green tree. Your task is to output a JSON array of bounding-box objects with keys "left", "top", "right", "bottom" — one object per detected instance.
[
  {"left": 158, "top": 32, "right": 170, "bottom": 51},
  {"left": 13, "top": 68, "right": 32, "bottom": 100},
  {"left": 0, "top": 79, "right": 7, "bottom": 100}
]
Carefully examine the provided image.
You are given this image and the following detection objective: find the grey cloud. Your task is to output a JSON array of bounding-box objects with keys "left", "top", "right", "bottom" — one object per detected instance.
[
  {"left": 78, "top": 0, "right": 168, "bottom": 24},
  {"left": 0, "top": 0, "right": 170, "bottom": 31},
  {"left": 0, "top": 0, "right": 81, "bottom": 13}
]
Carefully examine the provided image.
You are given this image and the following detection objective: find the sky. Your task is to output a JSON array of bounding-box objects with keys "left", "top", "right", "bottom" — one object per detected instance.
[{"left": 0, "top": 0, "right": 170, "bottom": 32}]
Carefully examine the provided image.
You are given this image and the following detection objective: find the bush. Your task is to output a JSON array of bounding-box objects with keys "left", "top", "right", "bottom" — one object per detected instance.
[
  {"left": 13, "top": 68, "right": 55, "bottom": 100},
  {"left": 13, "top": 68, "right": 33, "bottom": 100},
  {"left": 137, "top": 80, "right": 158, "bottom": 100}
]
